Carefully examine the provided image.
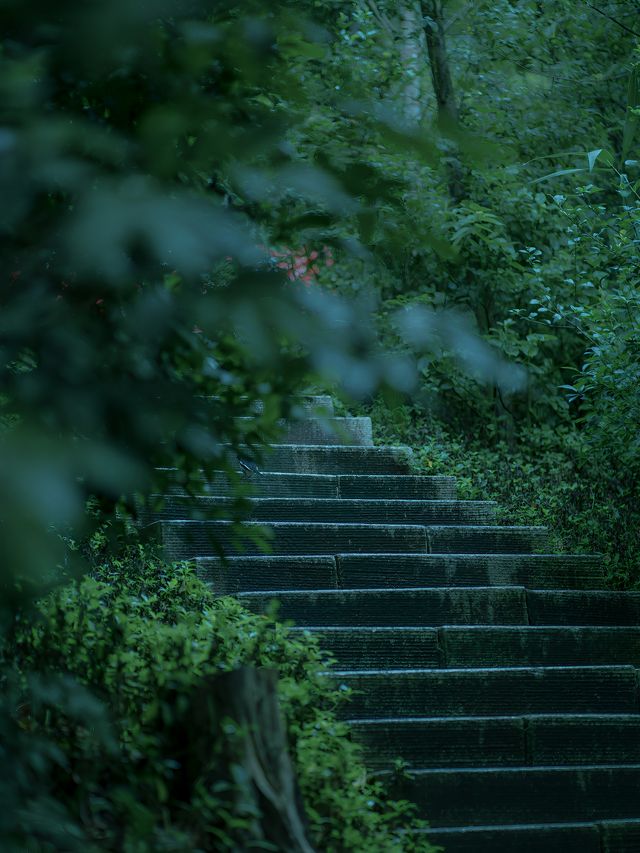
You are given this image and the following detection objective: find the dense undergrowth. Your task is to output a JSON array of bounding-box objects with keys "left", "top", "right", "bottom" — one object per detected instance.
[
  {"left": 2, "top": 546, "right": 436, "bottom": 852},
  {"left": 348, "top": 397, "right": 640, "bottom": 590}
]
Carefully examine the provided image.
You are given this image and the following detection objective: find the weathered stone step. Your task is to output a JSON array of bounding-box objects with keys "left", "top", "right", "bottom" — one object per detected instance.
[
  {"left": 239, "top": 587, "right": 529, "bottom": 626},
  {"left": 233, "top": 444, "right": 414, "bottom": 474},
  {"left": 195, "top": 556, "right": 340, "bottom": 593},
  {"left": 441, "top": 626, "right": 640, "bottom": 667},
  {"left": 161, "top": 520, "right": 549, "bottom": 559},
  {"left": 147, "top": 496, "right": 497, "bottom": 525},
  {"left": 528, "top": 589, "right": 640, "bottom": 626},
  {"left": 161, "top": 471, "right": 457, "bottom": 499},
  {"left": 299, "top": 626, "right": 640, "bottom": 668},
  {"left": 235, "top": 416, "right": 373, "bottom": 446},
  {"left": 424, "top": 819, "right": 640, "bottom": 853},
  {"left": 425, "top": 525, "right": 549, "bottom": 553},
  {"left": 161, "top": 520, "right": 428, "bottom": 560},
  {"left": 349, "top": 714, "right": 640, "bottom": 768},
  {"left": 389, "top": 765, "right": 640, "bottom": 826},
  {"left": 328, "top": 666, "right": 638, "bottom": 718},
  {"left": 335, "top": 553, "right": 605, "bottom": 589},
  {"left": 193, "top": 553, "right": 605, "bottom": 592}
]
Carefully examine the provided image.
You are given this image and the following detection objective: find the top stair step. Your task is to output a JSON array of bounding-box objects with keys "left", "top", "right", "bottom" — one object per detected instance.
[{"left": 235, "top": 416, "right": 373, "bottom": 446}]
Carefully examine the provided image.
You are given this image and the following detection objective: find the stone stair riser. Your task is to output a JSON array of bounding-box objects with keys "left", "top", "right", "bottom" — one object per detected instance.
[
  {"left": 329, "top": 667, "right": 638, "bottom": 718},
  {"left": 160, "top": 521, "right": 549, "bottom": 559},
  {"left": 163, "top": 472, "right": 458, "bottom": 500},
  {"left": 161, "top": 521, "right": 428, "bottom": 560},
  {"left": 239, "top": 587, "right": 528, "bottom": 627},
  {"left": 301, "top": 626, "right": 640, "bottom": 668},
  {"left": 350, "top": 715, "right": 640, "bottom": 768},
  {"left": 146, "top": 496, "right": 497, "bottom": 526},
  {"left": 193, "top": 553, "right": 606, "bottom": 593},
  {"left": 336, "top": 554, "right": 605, "bottom": 590},
  {"left": 235, "top": 444, "right": 414, "bottom": 475},
  {"left": 388, "top": 765, "right": 640, "bottom": 826},
  {"left": 424, "top": 822, "right": 602, "bottom": 853},
  {"left": 528, "top": 590, "right": 640, "bottom": 626}
]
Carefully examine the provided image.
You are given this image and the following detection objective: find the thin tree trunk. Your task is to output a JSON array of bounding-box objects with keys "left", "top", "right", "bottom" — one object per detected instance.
[
  {"left": 420, "top": 0, "right": 466, "bottom": 200},
  {"left": 399, "top": 1, "right": 427, "bottom": 126}
]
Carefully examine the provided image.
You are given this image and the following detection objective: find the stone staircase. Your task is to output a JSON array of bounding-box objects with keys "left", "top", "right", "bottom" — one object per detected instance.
[{"left": 155, "top": 397, "right": 640, "bottom": 852}]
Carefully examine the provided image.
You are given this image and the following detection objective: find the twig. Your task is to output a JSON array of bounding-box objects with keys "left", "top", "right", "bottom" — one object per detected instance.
[{"left": 582, "top": 0, "right": 640, "bottom": 38}]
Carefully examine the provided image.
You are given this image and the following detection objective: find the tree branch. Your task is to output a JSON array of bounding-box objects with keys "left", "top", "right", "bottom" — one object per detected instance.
[{"left": 582, "top": 0, "right": 640, "bottom": 38}]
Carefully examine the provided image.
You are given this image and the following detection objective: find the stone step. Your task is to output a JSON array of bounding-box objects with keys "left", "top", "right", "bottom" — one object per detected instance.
[
  {"left": 238, "top": 587, "right": 529, "bottom": 626},
  {"left": 235, "top": 416, "right": 373, "bottom": 446},
  {"left": 233, "top": 444, "right": 414, "bottom": 474},
  {"left": 425, "top": 525, "right": 549, "bottom": 553},
  {"left": 162, "top": 470, "right": 457, "bottom": 499},
  {"left": 161, "top": 520, "right": 430, "bottom": 559},
  {"left": 160, "top": 520, "right": 549, "bottom": 559},
  {"left": 335, "top": 553, "right": 605, "bottom": 589},
  {"left": 299, "top": 626, "right": 640, "bottom": 668},
  {"left": 147, "top": 496, "right": 497, "bottom": 525},
  {"left": 349, "top": 714, "right": 640, "bottom": 769},
  {"left": 195, "top": 556, "right": 340, "bottom": 594},
  {"left": 528, "top": 589, "right": 640, "bottom": 626},
  {"left": 424, "top": 820, "right": 611, "bottom": 853},
  {"left": 192, "top": 553, "right": 605, "bottom": 592},
  {"left": 389, "top": 765, "right": 640, "bottom": 826},
  {"left": 441, "top": 626, "right": 640, "bottom": 667},
  {"left": 328, "top": 666, "right": 638, "bottom": 718}
]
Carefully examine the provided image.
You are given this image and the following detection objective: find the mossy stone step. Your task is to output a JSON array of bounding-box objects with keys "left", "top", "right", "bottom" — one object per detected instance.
[
  {"left": 299, "top": 626, "right": 640, "bottom": 668},
  {"left": 161, "top": 520, "right": 549, "bottom": 559},
  {"left": 389, "top": 765, "right": 640, "bottom": 826},
  {"left": 339, "top": 474, "right": 457, "bottom": 500},
  {"left": 426, "top": 525, "right": 549, "bottom": 553},
  {"left": 233, "top": 444, "right": 414, "bottom": 474},
  {"left": 425, "top": 821, "right": 601, "bottom": 853},
  {"left": 441, "top": 626, "right": 640, "bottom": 667},
  {"left": 349, "top": 714, "right": 640, "bottom": 768},
  {"left": 427, "top": 820, "right": 640, "bottom": 853},
  {"left": 195, "top": 556, "right": 339, "bottom": 593},
  {"left": 328, "top": 666, "right": 638, "bottom": 718},
  {"left": 528, "top": 589, "right": 640, "bottom": 625},
  {"left": 336, "top": 553, "right": 605, "bottom": 589},
  {"left": 162, "top": 471, "right": 457, "bottom": 500},
  {"left": 148, "top": 496, "right": 497, "bottom": 525},
  {"left": 161, "top": 520, "right": 428, "bottom": 560},
  {"left": 235, "top": 416, "right": 374, "bottom": 446},
  {"left": 296, "top": 627, "right": 442, "bottom": 668},
  {"left": 238, "top": 587, "right": 528, "bottom": 626}
]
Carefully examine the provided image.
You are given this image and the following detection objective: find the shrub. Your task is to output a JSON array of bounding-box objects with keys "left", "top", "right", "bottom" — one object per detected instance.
[{"left": 3, "top": 548, "right": 437, "bottom": 852}]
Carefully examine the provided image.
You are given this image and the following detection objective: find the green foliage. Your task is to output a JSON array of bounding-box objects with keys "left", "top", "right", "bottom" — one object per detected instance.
[
  {"left": 3, "top": 550, "right": 436, "bottom": 851},
  {"left": 356, "top": 397, "right": 640, "bottom": 589}
]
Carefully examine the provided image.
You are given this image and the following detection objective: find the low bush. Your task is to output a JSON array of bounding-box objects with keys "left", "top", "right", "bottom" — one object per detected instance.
[{"left": 2, "top": 547, "right": 437, "bottom": 852}]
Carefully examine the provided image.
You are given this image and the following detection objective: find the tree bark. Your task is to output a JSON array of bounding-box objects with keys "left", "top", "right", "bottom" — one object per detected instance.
[
  {"left": 420, "top": 0, "right": 466, "bottom": 200},
  {"left": 175, "top": 667, "right": 316, "bottom": 853},
  {"left": 399, "top": 1, "right": 427, "bottom": 127}
]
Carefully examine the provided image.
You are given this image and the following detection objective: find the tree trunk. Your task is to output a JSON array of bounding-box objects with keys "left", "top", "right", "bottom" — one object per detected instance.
[
  {"left": 420, "top": 0, "right": 466, "bottom": 201},
  {"left": 176, "top": 667, "right": 316, "bottom": 853},
  {"left": 399, "top": 1, "right": 427, "bottom": 126}
]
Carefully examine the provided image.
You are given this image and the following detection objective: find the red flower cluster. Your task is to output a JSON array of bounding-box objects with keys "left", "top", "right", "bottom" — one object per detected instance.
[{"left": 270, "top": 245, "right": 334, "bottom": 285}]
